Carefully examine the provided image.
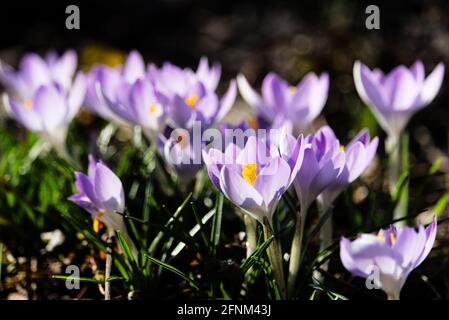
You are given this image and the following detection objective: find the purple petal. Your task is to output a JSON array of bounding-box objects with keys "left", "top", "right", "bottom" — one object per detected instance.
[
  {"left": 122, "top": 50, "right": 145, "bottom": 83},
  {"left": 419, "top": 62, "right": 444, "bottom": 107},
  {"left": 67, "top": 72, "right": 86, "bottom": 120},
  {"left": 33, "top": 85, "right": 68, "bottom": 132},
  {"left": 219, "top": 165, "right": 265, "bottom": 222},
  {"left": 215, "top": 80, "right": 237, "bottom": 122},
  {"left": 93, "top": 162, "right": 125, "bottom": 214},
  {"left": 7, "top": 96, "right": 43, "bottom": 132}
]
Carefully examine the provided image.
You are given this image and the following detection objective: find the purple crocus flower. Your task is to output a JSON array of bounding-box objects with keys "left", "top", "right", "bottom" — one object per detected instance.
[
  {"left": 102, "top": 78, "right": 168, "bottom": 141},
  {"left": 0, "top": 50, "right": 77, "bottom": 99},
  {"left": 158, "top": 127, "right": 204, "bottom": 184},
  {"left": 203, "top": 134, "right": 305, "bottom": 224},
  {"left": 195, "top": 56, "right": 222, "bottom": 92},
  {"left": 69, "top": 155, "right": 137, "bottom": 255},
  {"left": 148, "top": 56, "right": 221, "bottom": 95},
  {"left": 69, "top": 155, "right": 126, "bottom": 230},
  {"left": 282, "top": 127, "right": 344, "bottom": 214},
  {"left": 340, "top": 217, "right": 437, "bottom": 300},
  {"left": 237, "top": 72, "right": 329, "bottom": 132},
  {"left": 84, "top": 50, "right": 146, "bottom": 123},
  {"left": 319, "top": 126, "right": 379, "bottom": 208},
  {"left": 148, "top": 59, "right": 236, "bottom": 130},
  {"left": 5, "top": 73, "right": 86, "bottom": 155},
  {"left": 353, "top": 60, "right": 444, "bottom": 137}
]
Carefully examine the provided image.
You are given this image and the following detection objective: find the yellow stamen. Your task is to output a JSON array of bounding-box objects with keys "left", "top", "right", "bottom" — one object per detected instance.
[
  {"left": 340, "top": 145, "right": 345, "bottom": 152},
  {"left": 148, "top": 104, "right": 156, "bottom": 113},
  {"left": 93, "top": 219, "right": 104, "bottom": 233},
  {"left": 24, "top": 100, "right": 33, "bottom": 109},
  {"left": 378, "top": 230, "right": 385, "bottom": 242},
  {"left": 248, "top": 118, "right": 258, "bottom": 130},
  {"left": 390, "top": 233, "right": 396, "bottom": 245},
  {"left": 185, "top": 95, "right": 199, "bottom": 108},
  {"left": 242, "top": 163, "right": 257, "bottom": 186},
  {"left": 289, "top": 86, "right": 297, "bottom": 93}
]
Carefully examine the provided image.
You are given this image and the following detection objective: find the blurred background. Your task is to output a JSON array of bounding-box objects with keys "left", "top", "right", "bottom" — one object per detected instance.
[{"left": 1, "top": 0, "right": 449, "bottom": 140}]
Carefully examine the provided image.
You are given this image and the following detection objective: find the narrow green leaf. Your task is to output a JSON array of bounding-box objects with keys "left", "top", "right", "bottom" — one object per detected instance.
[
  {"left": 210, "top": 193, "right": 223, "bottom": 256},
  {"left": 52, "top": 275, "right": 101, "bottom": 284},
  {"left": 190, "top": 201, "right": 210, "bottom": 248},
  {"left": 240, "top": 234, "right": 274, "bottom": 273},
  {"left": 148, "top": 192, "right": 192, "bottom": 255},
  {"left": 116, "top": 229, "right": 136, "bottom": 266},
  {"left": 143, "top": 253, "right": 199, "bottom": 290}
]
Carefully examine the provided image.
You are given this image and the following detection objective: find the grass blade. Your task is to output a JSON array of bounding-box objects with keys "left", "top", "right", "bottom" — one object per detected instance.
[{"left": 143, "top": 253, "right": 199, "bottom": 291}]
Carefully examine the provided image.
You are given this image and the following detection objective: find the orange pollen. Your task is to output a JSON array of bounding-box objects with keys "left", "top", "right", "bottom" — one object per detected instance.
[
  {"left": 93, "top": 219, "right": 104, "bottom": 233},
  {"left": 289, "top": 86, "right": 297, "bottom": 93},
  {"left": 185, "top": 95, "right": 199, "bottom": 108},
  {"left": 248, "top": 118, "right": 258, "bottom": 130},
  {"left": 242, "top": 163, "right": 257, "bottom": 186},
  {"left": 24, "top": 100, "right": 33, "bottom": 108},
  {"left": 378, "top": 230, "right": 385, "bottom": 242}
]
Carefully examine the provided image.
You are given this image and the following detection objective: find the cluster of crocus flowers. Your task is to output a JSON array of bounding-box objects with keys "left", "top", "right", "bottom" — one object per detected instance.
[
  {"left": 0, "top": 50, "right": 78, "bottom": 99},
  {"left": 237, "top": 71, "right": 329, "bottom": 133},
  {"left": 340, "top": 217, "right": 437, "bottom": 300},
  {"left": 69, "top": 155, "right": 137, "bottom": 257},
  {"left": 148, "top": 59, "right": 236, "bottom": 130},
  {"left": 283, "top": 126, "right": 378, "bottom": 296},
  {"left": 1, "top": 51, "right": 86, "bottom": 160}
]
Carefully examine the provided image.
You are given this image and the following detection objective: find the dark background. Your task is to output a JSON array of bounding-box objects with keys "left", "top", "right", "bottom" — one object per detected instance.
[{"left": 1, "top": 0, "right": 448, "bottom": 140}]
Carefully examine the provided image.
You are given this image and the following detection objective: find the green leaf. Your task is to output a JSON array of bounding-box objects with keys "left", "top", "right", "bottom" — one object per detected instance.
[
  {"left": 148, "top": 192, "right": 192, "bottom": 255},
  {"left": 116, "top": 229, "right": 136, "bottom": 266},
  {"left": 240, "top": 234, "right": 274, "bottom": 273},
  {"left": 52, "top": 275, "right": 101, "bottom": 284},
  {"left": 191, "top": 201, "right": 210, "bottom": 249},
  {"left": 433, "top": 192, "right": 449, "bottom": 216},
  {"left": 210, "top": 193, "right": 223, "bottom": 256},
  {"left": 143, "top": 253, "right": 199, "bottom": 291},
  {"left": 429, "top": 158, "right": 442, "bottom": 176}
]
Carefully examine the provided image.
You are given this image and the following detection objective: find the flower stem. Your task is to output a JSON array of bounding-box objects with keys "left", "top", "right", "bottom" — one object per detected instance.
[
  {"left": 387, "top": 293, "right": 400, "bottom": 300},
  {"left": 386, "top": 134, "right": 400, "bottom": 195},
  {"left": 244, "top": 213, "right": 257, "bottom": 259},
  {"left": 104, "top": 229, "right": 114, "bottom": 300},
  {"left": 314, "top": 198, "right": 333, "bottom": 283},
  {"left": 263, "top": 219, "right": 286, "bottom": 299},
  {"left": 387, "top": 133, "right": 409, "bottom": 226},
  {"left": 287, "top": 205, "right": 308, "bottom": 298}
]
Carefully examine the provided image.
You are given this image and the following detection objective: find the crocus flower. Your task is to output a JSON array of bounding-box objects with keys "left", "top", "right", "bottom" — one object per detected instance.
[
  {"left": 5, "top": 73, "right": 86, "bottom": 157},
  {"left": 203, "top": 134, "right": 305, "bottom": 224},
  {"left": 353, "top": 60, "right": 444, "bottom": 138},
  {"left": 340, "top": 217, "right": 437, "bottom": 300},
  {"left": 148, "top": 57, "right": 221, "bottom": 95},
  {"left": 283, "top": 126, "right": 367, "bottom": 295},
  {"left": 0, "top": 50, "right": 77, "bottom": 99},
  {"left": 158, "top": 127, "right": 204, "bottom": 184},
  {"left": 148, "top": 59, "right": 236, "bottom": 130},
  {"left": 318, "top": 126, "right": 379, "bottom": 208},
  {"left": 237, "top": 71, "right": 329, "bottom": 132},
  {"left": 103, "top": 78, "right": 168, "bottom": 141},
  {"left": 69, "top": 156, "right": 137, "bottom": 255},
  {"left": 84, "top": 50, "right": 146, "bottom": 123}
]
